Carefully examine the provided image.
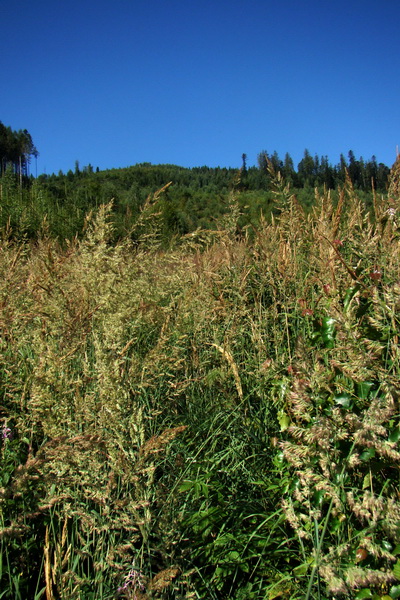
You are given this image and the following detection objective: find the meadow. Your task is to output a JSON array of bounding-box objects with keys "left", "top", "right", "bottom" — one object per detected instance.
[{"left": 1, "top": 162, "right": 400, "bottom": 599}]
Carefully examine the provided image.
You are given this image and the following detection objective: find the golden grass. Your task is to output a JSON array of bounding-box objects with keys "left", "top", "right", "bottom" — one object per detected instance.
[{"left": 1, "top": 170, "right": 399, "bottom": 598}]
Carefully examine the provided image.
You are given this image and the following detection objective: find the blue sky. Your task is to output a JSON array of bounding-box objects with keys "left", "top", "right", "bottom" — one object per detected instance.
[{"left": 2, "top": 0, "right": 399, "bottom": 175}]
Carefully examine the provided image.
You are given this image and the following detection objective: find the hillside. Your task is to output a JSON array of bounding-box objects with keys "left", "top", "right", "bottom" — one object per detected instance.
[{"left": 1, "top": 150, "right": 392, "bottom": 243}]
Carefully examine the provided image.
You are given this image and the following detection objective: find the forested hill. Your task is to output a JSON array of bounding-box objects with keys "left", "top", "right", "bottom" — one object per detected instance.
[
  {"left": 31, "top": 151, "right": 389, "bottom": 239},
  {"left": 39, "top": 147, "right": 391, "bottom": 195},
  {"left": 0, "top": 120, "right": 393, "bottom": 242},
  {"left": 1, "top": 119, "right": 391, "bottom": 193}
]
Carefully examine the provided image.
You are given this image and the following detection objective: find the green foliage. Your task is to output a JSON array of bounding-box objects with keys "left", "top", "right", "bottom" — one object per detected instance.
[
  {"left": 1, "top": 146, "right": 390, "bottom": 245},
  {"left": 0, "top": 121, "right": 38, "bottom": 177}
]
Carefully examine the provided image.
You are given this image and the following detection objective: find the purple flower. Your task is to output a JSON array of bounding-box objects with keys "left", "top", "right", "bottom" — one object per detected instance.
[
  {"left": 1, "top": 425, "right": 12, "bottom": 440},
  {"left": 117, "top": 561, "right": 146, "bottom": 598}
]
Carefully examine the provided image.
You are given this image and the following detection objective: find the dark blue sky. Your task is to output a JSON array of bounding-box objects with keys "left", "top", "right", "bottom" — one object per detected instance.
[{"left": 2, "top": 0, "right": 399, "bottom": 175}]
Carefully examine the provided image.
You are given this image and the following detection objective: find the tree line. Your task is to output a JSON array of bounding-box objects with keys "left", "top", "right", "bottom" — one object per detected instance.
[
  {"left": 0, "top": 121, "right": 38, "bottom": 177},
  {"left": 254, "top": 148, "right": 390, "bottom": 191},
  {"left": 42, "top": 148, "right": 391, "bottom": 193},
  {"left": 0, "top": 120, "right": 391, "bottom": 192}
]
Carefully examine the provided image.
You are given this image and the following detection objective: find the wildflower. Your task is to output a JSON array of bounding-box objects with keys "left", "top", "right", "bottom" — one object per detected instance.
[
  {"left": 117, "top": 561, "right": 146, "bottom": 598},
  {"left": 1, "top": 425, "right": 12, "bottom": 441}
]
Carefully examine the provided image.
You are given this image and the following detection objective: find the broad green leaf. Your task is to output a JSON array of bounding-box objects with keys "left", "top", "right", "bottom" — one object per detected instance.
[
  {"left": 273, "top": 451, "right": 285, "bottom": 468},
  {"left": 393, "top": 559, "right": 400, "bottom": 579},
  {"left": 356, "top": 381, "right": 374, "bottom": 399},
  {"left": 363, "top": 473, "right": 371, "bottom": 489},
  {"left": 321, "top": 316, "right": 335, "bottom": 329},
  {"left": 178, "top": 480, "right": 195, "bottom": 492},
  {"left": 334, "top": 392, "right": 352, "bottom": 409},
  {"left": 360, "top": 448, "right": 376, "bottom": 461},
  {"left": 213, "top": 534, "right": 235, "bottom": 546},
  {"left": 313, "top": 490, "right": 326, "bottom": 506},
  {"left": 390, "top": 585, "right": 400, "bottom": 598},
  {"left": 226, "top": 551, "right": 240, "bottom": 561},
  {"left": 320, "top": 317, "right": 336, "bottom": 348},
  {"left": 389, "top": 427, "right": 400, "bottom": 443},
  {"left": 293, "top": 562, "right": 309, "bottom": 577},
  {"left": 355, "top": 589, "right": 373, "bottom": 599},
  {"left": 392, "top": 544, "right": 400, "bottom": 556},
  {"left": 278, "top": 410, "right": 290, "bottom": 432},
  {"left": 382, "top": 540, "right": 393, "bottom": 552},
  {"left": 329, "top": 515, "right": 345, "bottom": 534}
]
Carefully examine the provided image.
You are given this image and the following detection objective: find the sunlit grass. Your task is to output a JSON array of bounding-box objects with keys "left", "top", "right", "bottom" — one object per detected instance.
[{"left": 1, "top": 159, "right": 400, "bottom": 599}]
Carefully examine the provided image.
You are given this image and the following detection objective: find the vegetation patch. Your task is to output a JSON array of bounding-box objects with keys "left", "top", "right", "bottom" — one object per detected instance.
[{"left": 0, "top": 144, "right": 399, "bottom": 598}]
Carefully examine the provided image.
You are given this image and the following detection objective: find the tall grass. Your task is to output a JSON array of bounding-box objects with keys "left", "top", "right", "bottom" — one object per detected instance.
[{"left": 1, "top": 160, "right": 399, "bottom": 599}]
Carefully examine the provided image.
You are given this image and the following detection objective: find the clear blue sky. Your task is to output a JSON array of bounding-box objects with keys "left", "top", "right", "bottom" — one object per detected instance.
[{"left": 2, "top": 0, "right": 399, "bottom": 175}]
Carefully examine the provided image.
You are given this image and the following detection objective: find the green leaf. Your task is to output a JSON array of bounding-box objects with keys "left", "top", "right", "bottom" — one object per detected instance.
[
  {"left": 392, "top": 544, "right": 400, "bottom": 556},
  {"left": 382, "top": 540, "right": 393, "bottom": 552},
  {"left": 226, "top": 551, "right": 240, "bottom": 561},
  {"left": 363, "top": 473, "right": 371, "bottom": 489},
  {"left": 329, "top": 516, "right": 345, "bottom": 534},
  {"left": 389, "top": 585, "right": 400, "bottom": 598},
  {"left": 355, "top": 589, "right": 373, "bottom": 599},
  {"left": 313, "top": 490, "right": 326, "bottom": 506},
  {"left": 278, "top": 410, "right": 290, "bottom": 432},
  {"left": 360, "top": 448, "right": 376, "bottom": 462},
  {"left": 356, "top": 381, "right": 374, "bottom": 400},
  {"left": 389, "top": 427, "right": 400, "bottom": 443},
  {"left": 293, "top": 562, "right": 309, "bottom": 578},
  {"left": 213, "top": 534, "right": 235, "bottom": 547},
  {"left": 273, "top": 451, "right": 286, "bottom": 468},
  {"left": 334, "top": 393, "right": 353, "bottom": 409},
  {"left": 320, "top": 316, "right": 336, "bottom": 348},
  {"left": 178, "top": 480, "right": 195, "bottom": 492},
  {"left": 34, "top": 586, "right": 47, "bottom": 600},
  {"left": 393, "top": 560, "right": 400, "bottom": 579}
]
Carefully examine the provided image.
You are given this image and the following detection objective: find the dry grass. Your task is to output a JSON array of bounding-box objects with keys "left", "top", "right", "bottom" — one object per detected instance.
[{"left": 1, "top": 168, "right": 399, "bottom": 599}]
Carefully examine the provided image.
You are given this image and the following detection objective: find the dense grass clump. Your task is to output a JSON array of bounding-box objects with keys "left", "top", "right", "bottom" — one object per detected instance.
[{"left": 1, "top": 161, "right": 400, "bottom": 599}]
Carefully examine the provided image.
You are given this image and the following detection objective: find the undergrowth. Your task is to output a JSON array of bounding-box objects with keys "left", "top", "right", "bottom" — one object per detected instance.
[{"left": 1, "top": 160, "right": 399, "bottom": 599}]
